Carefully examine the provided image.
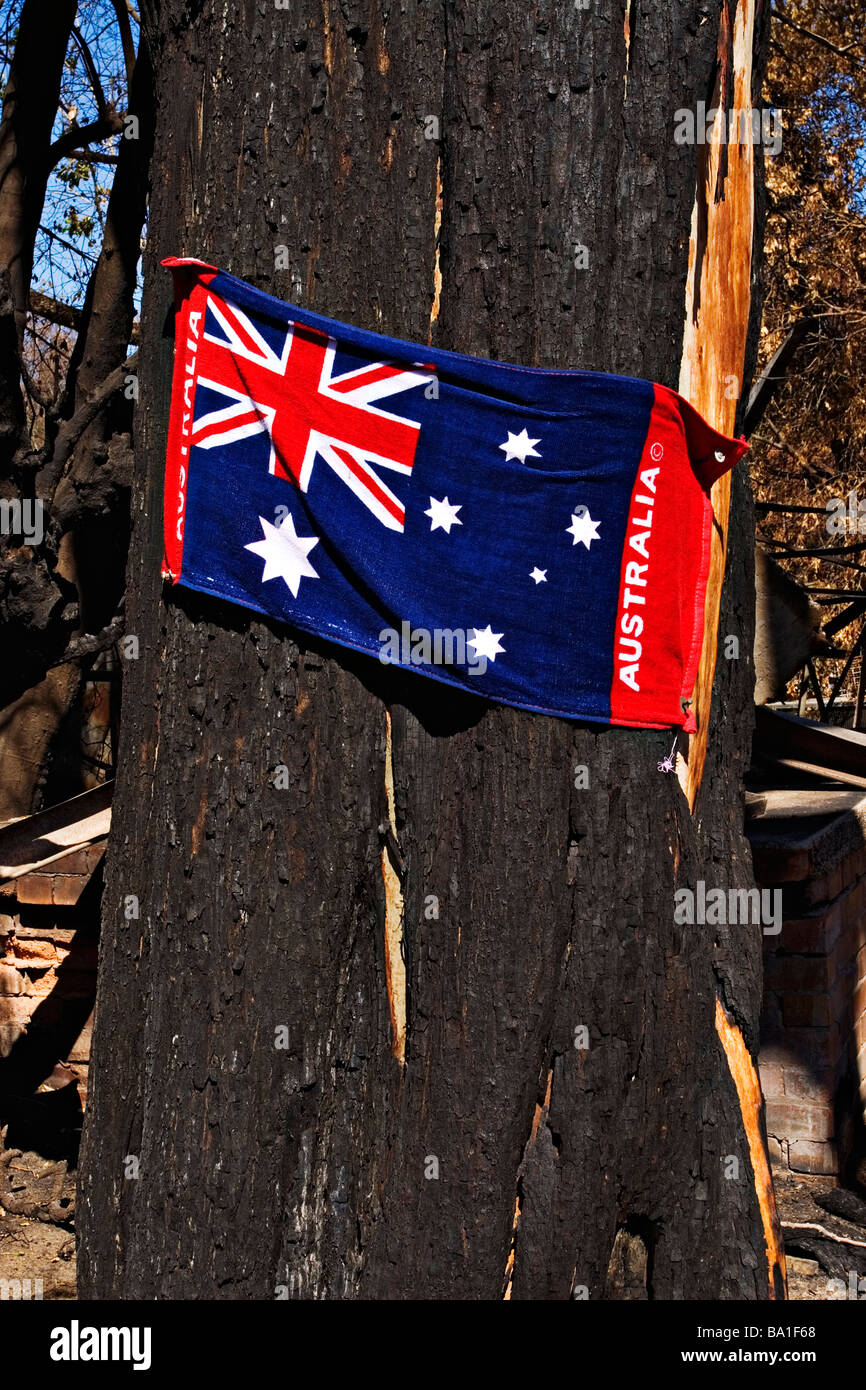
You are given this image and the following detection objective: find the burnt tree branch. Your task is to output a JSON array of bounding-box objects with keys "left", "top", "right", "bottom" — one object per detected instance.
[
  {"left": 771, "top": 8, "right": 863, "bottom": 59},
  {"left": 48, "top": 113, "right": 125, "bottom": 168},
  {"left": 36, "top": 353, "right": 138, "bottom": 498},
  {"left": 46, "top": 603, "right": 125, "bottom": 670}
]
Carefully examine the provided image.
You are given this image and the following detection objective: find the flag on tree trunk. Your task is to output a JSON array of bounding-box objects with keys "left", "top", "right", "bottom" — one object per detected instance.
[{"left": 162, "top": 257, "right": 746, "bottom": 729}]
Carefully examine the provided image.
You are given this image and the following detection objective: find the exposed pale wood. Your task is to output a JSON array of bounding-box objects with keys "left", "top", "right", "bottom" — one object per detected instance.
[
  {"left": 678, "top": 0, "right": 756, "bottom": 809},
  {"left": 715, "top": 998, "right": 787, "bottom": 1298},
  {"left": 382, "top": 711, "right": 406, "bottom": 1064}
]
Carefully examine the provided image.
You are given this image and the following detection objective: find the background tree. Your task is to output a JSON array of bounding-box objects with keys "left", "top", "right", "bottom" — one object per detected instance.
[
  {"left": 751, "top": 0, "right": 866, "bottom": 693},
  {"left": 75, "top": 0, "right": 783, "bottom": 1300},
  {"left": 0, "top": 0, "right": 150, "bottom": 824}
]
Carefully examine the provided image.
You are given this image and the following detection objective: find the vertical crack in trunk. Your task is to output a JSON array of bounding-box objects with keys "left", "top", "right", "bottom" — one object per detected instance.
[
  {"left": 678, "top": 0, "right": 755, "bottom": 808},
  {"left": 715, "top": 998, "right": 787, "bottom": 1298},
  {"left": 429, "top": 155, "right": 442, "bottom": 337},
  {"left": 503, "top": 1065, "right": 556, "bottom": 1297},
  {"left": 381, "top": 710, "right": 406, "bottom": 1063},
  {"left": 501, "top": 1194, "right": 520, "bottom": 1299},
  {"left": 623, "top": 0, "right": 635, "bottom": 97}
]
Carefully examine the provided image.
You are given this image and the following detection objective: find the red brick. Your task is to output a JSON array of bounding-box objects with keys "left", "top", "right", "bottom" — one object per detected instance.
[
  {"left": 69, "top": 1059, "right": 88, "bottom": 1088},
  {"left": 42, "top": 844, "right": 106, "bottom": 876},
  {"left": 18, "top": 969, "right": 57, "bottom": 998},
  {"left": 806, "top": 866, "right": 844, "bottom": 906},
  {"left": 848, "top": 848, "right": 866, "bottom": 879},
  {"left": 774, "top": 1025, "right": 841, "bottom": 1069},
  {"left": 761, "top": 980, "right": 779, "bottom": 1012},
  {"left": 66, "top": 1009, "right": 94, "bottom": 1063},
  {"left": 0, "top": 1023, "right": 23, "bottom": 1057},
  {"left": 833, "top": 994, "right": 857, "bottom": 1032},
  {"left": 0, "top": 963, "right": 24, "bottom": 995},
  {"left": 759, "top": 1063, "right": 785, "bottom": 1099},
  {"left": 13, "top": 926, "right": 76, "bottom": 942},
  {"left": 838, "top": 924, "right": 861, "bottom": 969},
  {"left": 24, "top": 995, "right": 61, "bottom": 1026},
  {"left": 788, "top": 1139, "right": 839, "bottom": 1176},
  {"left": 845, "top": 877, "right": 866, "bottom": 919},
  {"left": 766, "top": 1135, "right": 786, "bottom": 1169},
  {"left": 53, "top": 969, "right": 95, "bottom": 998},
  {"left": 3, "top": 938, "right": 68, "bottom": 968},
  {"left": 50, "top": 875, "right": 90, "bottom": 907},
  {"left": 765, "top": 1100, "right": 834, "bottom": 1141},
  {"left": 760, "top": 995, "right": 785, "bottom": 1043},
  {"left": 760, "top": 1039, "right": 798, "bottom": 1068},
  {"left": 830, "top": 939, "right": 849, "bottom": 972},
  {"left": 833, "top": 944, "right": 857, "bottom": 980},
  {"left": 64, "top": 942, "right": 99, "bottom": 969},
  {"left": 850, "top": 928, "right": 866, "bottom": 973},
  {"left": 21, "top": 968, "right": 95, "bottom": 1000},
  {"left": 11, "top": 874, "right": 53, "bottom": 905},
  {"left": 17, "top": 871, "right": 90, "bottom": 906},
  {"left": 782, "top": 1067, "right": 835, "bottom": 1103},
  {"left": 763, "top": 953, "right": 784, "bottom": 991},
  {"left": 778, "top": 904, "right": 841, "bottom": 955},
  {"left": 775, "top": 956, "right": 833, "bottom": 992},
  {"left": 752, "top": 846, "right": 811, "bottom": 883},
  {"left": 783, "top": 993, "right": 832, "bottom": 1028},
  {"left": 0, "top": 996, "right": 33, "bottom": 1026}
]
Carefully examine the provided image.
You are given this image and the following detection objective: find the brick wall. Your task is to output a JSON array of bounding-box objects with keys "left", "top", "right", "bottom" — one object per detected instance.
[
  {"left": 0, "top": 873, "right": 101, "bottom": 1126},
  {"left": 751, "top": 808, "right": 866, "bottom": 1178},
  {"left": 0, "top": 848, "right": 103, "bottom": 1221}
]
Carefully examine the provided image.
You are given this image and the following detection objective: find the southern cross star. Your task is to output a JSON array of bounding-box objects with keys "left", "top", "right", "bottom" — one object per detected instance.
[
  {"left": 425, "top": 496, "right": 463, "bottom": 533},
  {"left": 245, "top": 512, "right": 320, "bottom": 596},
  {"left": 499, "top": 429, "right": 541, "bottom": 464},
  {"left": 467, "top": 625, "right": 505, "bottom": 663},
  {"left": 566, "top": 507, "right": 601, "bottom": 550}
]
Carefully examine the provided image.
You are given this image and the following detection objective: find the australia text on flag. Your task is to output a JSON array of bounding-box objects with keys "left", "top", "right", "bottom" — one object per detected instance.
[{"left": 162, "top": 258, "right": 747, "bottom": 730}]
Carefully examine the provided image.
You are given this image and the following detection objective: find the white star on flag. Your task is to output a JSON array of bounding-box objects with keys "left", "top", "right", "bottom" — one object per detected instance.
[
  {"left": 425, "top": 496, "right": 463, "bottom": 533},
  {"left": 244, "top": 512, "right": 320, "bottom": 596},
  {"left": 530, "top": 567, "right": 548, "bottom": 584},
  {"left": 467, "top": 625, "right": 505, "bottom": 663},
  {"left": 566, "top": 507, "right": 601, "bottom": 550},
  {"left": 500, "top": 429, "right": 541, "bottom": 464}
]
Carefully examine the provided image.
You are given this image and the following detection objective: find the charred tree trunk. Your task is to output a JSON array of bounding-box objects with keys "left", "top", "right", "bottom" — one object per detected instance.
[{"left": 79, "top": 0, "right": 778, "bottom": 1299}]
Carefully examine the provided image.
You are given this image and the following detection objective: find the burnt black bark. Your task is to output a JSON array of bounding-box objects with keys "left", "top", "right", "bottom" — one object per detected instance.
[{"left": 79, "top": 0, "right": 772, "bottom": 1299}]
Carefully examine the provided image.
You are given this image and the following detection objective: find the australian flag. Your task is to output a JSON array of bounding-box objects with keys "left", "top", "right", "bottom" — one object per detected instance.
[{"left": 162, "top": 258, "right": 747, "bottom": 730}]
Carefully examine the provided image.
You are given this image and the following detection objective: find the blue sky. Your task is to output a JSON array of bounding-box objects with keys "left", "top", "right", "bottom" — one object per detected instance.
[{"left": 1, "top": 0, "right": 139, "bottom": 311}]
